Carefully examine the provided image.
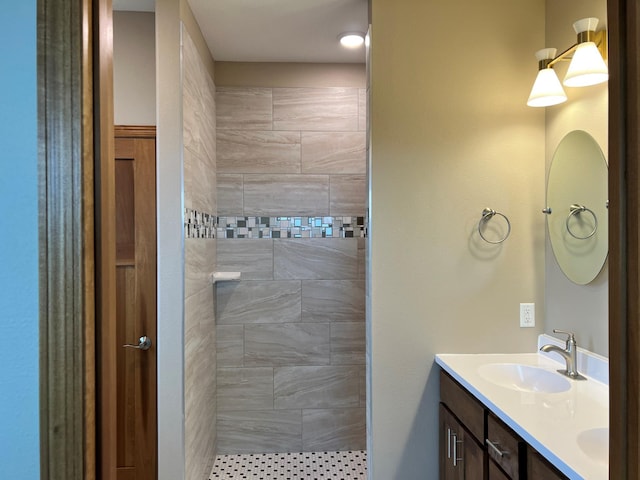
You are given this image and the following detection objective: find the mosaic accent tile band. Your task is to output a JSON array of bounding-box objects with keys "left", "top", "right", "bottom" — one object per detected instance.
[
  {"left": 185, "top": 209, "right": 368, "bottom": 239},
  {"left": 185, "top": 208, "right": 216, "bottom": 239},
  {"left": 209, "top": 451, "right": 367, "bottom": 480},
  {"left": 217, "top": 216, "right": 366, "bottom": 239}
]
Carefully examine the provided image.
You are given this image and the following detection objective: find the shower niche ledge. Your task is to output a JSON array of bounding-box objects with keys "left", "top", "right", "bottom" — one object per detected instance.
[{"left": 209, "top": 271, "right": 241, "bottom": 284}]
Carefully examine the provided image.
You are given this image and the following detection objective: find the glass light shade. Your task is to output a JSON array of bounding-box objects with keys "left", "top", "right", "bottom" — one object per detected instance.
[
  {"left": 573, "top": 18, "right": 600, "bottom": 35},
  {"left": 527, "top": 68, "right": 568, "bottom": 107},
  {"left": 339, "top": 33, "right": 365, "bottom": 48},
  {"left": 563, "top": 42, "right": 609, "bottom": 87}
]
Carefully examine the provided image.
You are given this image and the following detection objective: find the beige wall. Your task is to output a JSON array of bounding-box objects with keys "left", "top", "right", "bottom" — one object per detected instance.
[
  {"left": 113, "top": 11, "right": 156, "bottom": 125},
  {"left": 369, "top": 0, "right": 545, "bottom": 477},
  {"left": 544, "top": 0, "right": 608, "bottom": 355}
]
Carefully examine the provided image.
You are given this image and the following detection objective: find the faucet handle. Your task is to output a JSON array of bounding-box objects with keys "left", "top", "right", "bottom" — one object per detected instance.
[{"left": 553, "top": 329, "right": 576, "bottom": 345}]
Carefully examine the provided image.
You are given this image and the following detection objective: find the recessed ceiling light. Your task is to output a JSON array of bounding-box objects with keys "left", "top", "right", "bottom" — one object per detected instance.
[{"left": 338, "top": 32, "right": 365, "bottom": 48}]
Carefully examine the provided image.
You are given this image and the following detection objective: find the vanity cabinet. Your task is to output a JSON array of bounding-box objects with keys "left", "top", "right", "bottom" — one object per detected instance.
[{"left": 439, "top": 370, "right": 568, "bottom": 480}]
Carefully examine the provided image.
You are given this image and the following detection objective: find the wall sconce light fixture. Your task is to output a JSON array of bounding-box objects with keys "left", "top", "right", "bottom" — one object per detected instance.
[
  {"left": 527, "top": 18, "right": 608, "bottom": 107},
  {"left": 338, "top": 32, "right": 365, "bottom": 48}
]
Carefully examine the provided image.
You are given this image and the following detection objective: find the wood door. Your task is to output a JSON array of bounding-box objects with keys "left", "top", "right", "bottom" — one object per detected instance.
[{"left": 114, "top": 127, "right": 157, "bottom": 480}]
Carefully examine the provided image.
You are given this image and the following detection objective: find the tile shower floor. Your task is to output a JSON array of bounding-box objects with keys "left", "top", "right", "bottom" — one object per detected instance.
[{"left": 209, "top": 450, "right": 367, "bottom": 479}]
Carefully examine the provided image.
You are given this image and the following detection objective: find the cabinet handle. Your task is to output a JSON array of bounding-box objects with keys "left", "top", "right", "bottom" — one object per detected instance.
[
  {"left": 447, "top": 428, "right": 452, "bottom": 459},
  {"left": 486, "top": 439, "right": 508, "bottom": 457},
  {"left": 452, "top": 433, "right": 463, "bottom": 467}
]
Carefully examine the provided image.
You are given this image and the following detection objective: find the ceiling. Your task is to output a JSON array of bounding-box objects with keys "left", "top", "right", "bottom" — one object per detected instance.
[{"left": 113, "top": 0, "right": 368, "bottom": 64}]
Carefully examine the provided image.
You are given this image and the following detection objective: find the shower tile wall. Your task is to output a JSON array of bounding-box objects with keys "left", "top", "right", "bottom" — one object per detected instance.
[
  {"left": 215, "top": 86, "right": 366, "bottom": 454},
  {"left": 183, "top": 26, "right": 217, "bottom": 480}
]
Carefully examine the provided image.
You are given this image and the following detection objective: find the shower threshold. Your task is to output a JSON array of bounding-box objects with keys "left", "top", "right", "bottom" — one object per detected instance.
[{"left": 209, "top": 450, "right": 367, "bottom": 479}]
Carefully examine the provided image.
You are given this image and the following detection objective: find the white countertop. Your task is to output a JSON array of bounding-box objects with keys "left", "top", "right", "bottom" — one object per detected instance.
[{"left": 435, "top": 348, "right": 608, "bottom": 480}]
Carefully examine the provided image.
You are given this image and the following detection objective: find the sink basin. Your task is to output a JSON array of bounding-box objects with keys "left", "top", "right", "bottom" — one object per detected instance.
[
  {"left": 477, "top": 363, "right": 571, "bottom": 394},
  {"left": 577, "top": 428, "right": 608, "bottom": 465}
]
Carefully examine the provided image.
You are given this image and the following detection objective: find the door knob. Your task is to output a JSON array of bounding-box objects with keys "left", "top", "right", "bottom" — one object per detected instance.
[{"left": 123, "top": 335, "right": 152, "bottom": 351}]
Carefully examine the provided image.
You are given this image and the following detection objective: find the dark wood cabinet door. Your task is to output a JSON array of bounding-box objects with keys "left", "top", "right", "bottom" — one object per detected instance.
[
  {"left": 527, "top": 448, "right": 568, "bottom": 480},
  {"left": 463, "top": 430, "right": 484, "bottom": 480},
  {"left": 440, "top": 405, "right": 458, "bottom": 479},
  {"left": 440, "top": 404, "right": 484, "bottom": 480},
  {"left": 488, "top": 460, "right": 510, "bottom": 480}
]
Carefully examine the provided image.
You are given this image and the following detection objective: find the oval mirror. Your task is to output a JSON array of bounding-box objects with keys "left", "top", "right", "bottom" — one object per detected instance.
[{"left": 547, "top": 130, "right": 608, "bottom": 285}]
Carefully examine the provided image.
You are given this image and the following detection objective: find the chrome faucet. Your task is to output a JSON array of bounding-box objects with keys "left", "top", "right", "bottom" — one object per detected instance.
[{"left": 539, "top": 329, "right": 587, "bottom": 380}]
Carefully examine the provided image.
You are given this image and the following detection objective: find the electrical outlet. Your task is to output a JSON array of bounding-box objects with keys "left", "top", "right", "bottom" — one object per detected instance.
[{"left": 520, "top": 303, "right": 535, "bottom": 327}]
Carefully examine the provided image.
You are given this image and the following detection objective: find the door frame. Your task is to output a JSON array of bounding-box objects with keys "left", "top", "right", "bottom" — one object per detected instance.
[
  {"left": 608, "top": 0, "right": 640, "bottom": 477},
  {"left": 38, "top": 0, "right": 114, "bottom": 479},
  {"left": 39, "top": 0, "right": 640, "bottom": 479},
  {"left": 38, "top": 0, "right": 97, "bottom": 478}
]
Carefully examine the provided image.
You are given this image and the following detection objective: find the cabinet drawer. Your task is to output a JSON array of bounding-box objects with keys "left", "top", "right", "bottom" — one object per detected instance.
[
  {"left": 486, "top": 414, "right": 524, "bottom": 479},
  {"left": 440, "top": 371, "right": 484, "bottom": 443}
]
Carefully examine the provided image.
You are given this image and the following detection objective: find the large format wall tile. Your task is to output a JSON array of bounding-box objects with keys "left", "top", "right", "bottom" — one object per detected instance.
[
  {"left": 217, "top": 130, "right": 301, "bottom": 174},
  {"left": 216, "top": 239, "right": 274, "bottom": 280},
  {"left": 272, "top": 88, "right": 359, "bottom": 132},
  {"left": 274, "top": 366, "right": 360, "bottom": 409},
  {"left": 217, "top": 174, "right": 243, "bottom": 215},
  {"left": 358, "top": 89, "right": 366, "bottom": 132},
  {"left": 216, "top": 87, "right": 272, "bottom": 130},
  {"left": 330, "top": 323, "right": 366, "bottom": 365},
  {"left": 188, "top": 148, "right": 217, "bottom": 215},
  {"left": 183, "top": 82, "right": 201, "bottom": 156},
  {"left": 274, "top": 238, "right": 358, "bottom": 280},
  {"left": 217, "top": 367, "right": 274, "bottom": 411},
  {"left": 215, "top": 84, "right": 367, "bottom": 454},
  {"left": 183, "top": 139, "right": 194, "bottom": 210},
  {"left": 185, "top": 238, "right": 216, "bottom": 299},
  {"left": 184, "top": 280, "right": 216, "bottom": 480},
  {"left": 301, "top": 132, "right": 366, "bottom": 174},
  {"left": 357, "top": 238, "right": 366, "bottom": 280},
  {"left": 244, "top": 323, "right": 331, "bottom": 366},
  {"left": 301, "top": 280, "right": 365, "bottom": 323},
  {"left": 217, "top": 280, "right": 301, "bottom": 325},
  {"left": 329, "top": 174, "right": 366, "bottom": 215},
  {"left": 217, "top": 410, "right": 303, "bottom": 454},
  {"left": 183, "top": 27, "right": 217, "bottom": 479},
  {"left": 182, "top": 31, "right": 204, "bottom": 101},
  {"left": 199, "top": 90, "right": 217, "bottom": 164},
  {"left": 302, "top": 408, "right": 366, "bottom": 451},
  {"left": 359, "top": 365, "right": 366, "bottom": 407},
  {"left": 185, "top": 288, "right": 216, "bottom": 397},
  {"left": 243, "top": 174, "right": 329, "bottom": 216},
  {"left": 216, "top": 325, "right": 244, "bottom": 368}
]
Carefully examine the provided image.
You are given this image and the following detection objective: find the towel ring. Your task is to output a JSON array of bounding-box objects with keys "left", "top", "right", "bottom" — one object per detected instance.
[
  {"left": 566, "top": 204, "right": 598, "bottom": 240},
  {"left": 478, "top": 208, "right": 511, "bottom": 244}
]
